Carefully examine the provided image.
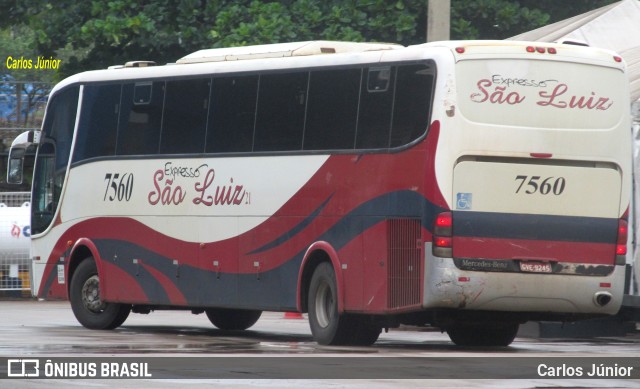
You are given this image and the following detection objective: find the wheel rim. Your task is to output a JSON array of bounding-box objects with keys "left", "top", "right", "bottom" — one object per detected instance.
[
  {"left": 81, "top": 275, "right": 106, "bottom": 313},
  {"left": 314, "top": 281, "right": 334, "bottom": 328}
]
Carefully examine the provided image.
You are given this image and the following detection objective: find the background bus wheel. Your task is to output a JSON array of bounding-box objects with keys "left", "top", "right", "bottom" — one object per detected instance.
[
  {"left": 308, "top": 262, "right": 354, "bottom": 345},
  {"left": 349, "top": 316, "right": 381, "bottom": 346},
  {"left": 69, "top": 259, "right": 130, "bottom": 330},
  {"left": 446, "top": 323, "right": 519, "bottom": 347},
  {"left": 205, "top": 308, "right": 262, "bottom": 330}
]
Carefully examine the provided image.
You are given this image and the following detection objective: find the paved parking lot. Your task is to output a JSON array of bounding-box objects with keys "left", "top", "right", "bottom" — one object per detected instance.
[{"left": 0, "top": 300, "right": 638, "bottom": 388}]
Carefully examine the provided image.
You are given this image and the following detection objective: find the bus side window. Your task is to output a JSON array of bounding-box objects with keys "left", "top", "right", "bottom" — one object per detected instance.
[
  {"left": 133, "top": 83, "right": 152, "bottom": 104},
  {"left": 207, "top": 76, "right": 258, "bottom": 153},
  {"left": 303, "top": 68, "right": 360, "bottom": 150},
  {"left": 356, "top": 66, "right": 395, "bottom": 149},
  {"left": 390, "top": 64, "right": 434, "bottom": 147},
  {"left": 116, "top": 82, "right": 164, "bottom": 156},
  {"left": 161, "top": 78, "right": 210, "bottom": 154},
  {"left": 367, "top": 67, "right": 391, "bottom": 92},
  {"left": 74, "top": 84, "right": 120, "bottom": 162},
  {"left": 253, "top": 72, "right": 308, "bottom": 152}
]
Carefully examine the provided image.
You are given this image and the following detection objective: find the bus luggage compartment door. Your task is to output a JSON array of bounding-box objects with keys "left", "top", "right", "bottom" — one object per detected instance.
[{"left": 451, "top": 159, "right": 622, "bottom": 267}]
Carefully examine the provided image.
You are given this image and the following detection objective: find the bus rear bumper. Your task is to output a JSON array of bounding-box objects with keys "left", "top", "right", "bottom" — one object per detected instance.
[{"left": 423, "top": 254, "right": 625, "bottom": 316}]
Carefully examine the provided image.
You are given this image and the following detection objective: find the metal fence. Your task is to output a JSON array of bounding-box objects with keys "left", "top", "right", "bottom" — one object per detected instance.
[
  {"left": 0, "top": 192, "right": 31, "bottom": 296},
  {"left": 0, "top": 81, "right": 49, "bottom": 127},
  {"left": 0, "top": 80, "right": 49, "bottom": 154},
  {"left": 0, "top": 191, "right": 31, "bottom": 207}
]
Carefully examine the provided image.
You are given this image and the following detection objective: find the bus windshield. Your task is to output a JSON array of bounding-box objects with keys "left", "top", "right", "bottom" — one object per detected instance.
[
  {"left": 31, "top": 86, "right": 78, "bottom": 235},
  {"left": 31, "top": 142, "right": 57, "bottom": 235}
]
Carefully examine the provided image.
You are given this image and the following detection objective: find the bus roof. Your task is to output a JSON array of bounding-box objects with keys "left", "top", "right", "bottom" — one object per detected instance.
[
  {"left": 415, "top": 40, "right": 625, "bottom": 68},
  {"left": 52, "top": 41, "right": 416, "bottom": 94},
  {"left": 50, "top": 40, "right": 625, "bottom": 96},
  {"left": 176, "top": 41, "right": 402, "bottom": 64}
]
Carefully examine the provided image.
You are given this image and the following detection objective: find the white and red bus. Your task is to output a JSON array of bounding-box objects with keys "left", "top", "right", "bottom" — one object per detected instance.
[{"left": 7, "top": 40, "right": 631, "bottom": 346}]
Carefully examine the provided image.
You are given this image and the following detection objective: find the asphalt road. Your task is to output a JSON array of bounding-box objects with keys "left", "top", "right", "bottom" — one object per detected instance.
[{"left": 0, "top": 300, "right": 639, "bottom": 388}]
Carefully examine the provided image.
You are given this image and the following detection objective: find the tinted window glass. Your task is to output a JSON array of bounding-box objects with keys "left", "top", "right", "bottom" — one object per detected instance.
[
  {"left": 304, "top": 68, "right": 360, "bottom": 150},
  {"left": 117, "top": 81, "right": 164, "bottom": 155},
  {"left": 34, "top": 86, "right": 78, "bottom": 234},
  {"left": 43, "top": 86, "right": 79, "bottom": 171},
  {"left": 254, "top": 72, "right": 308, "bottom": 152},
  {"left": 207, "top": 76, "right": 258, "bottom": 153},
  {"left": 133, "top": 83, "right": 152, "bottom": 104},
  {"left": 161, "top": 78, "right": 210, "bottom": 154},
  {"left": 356, "top": 66, "right": 395, "bottom": 149},
  {"left": 390, "top": 64, "right": 434, "bottom": 147},
  {"left": 367, "top": 67, "right": 392, "bottom": 92},
  {"left": 74, "top": 84, "right": 120, "bottom": 162},
  {"left": 31, "top": 142, "right": 56, "bottom": 235}
]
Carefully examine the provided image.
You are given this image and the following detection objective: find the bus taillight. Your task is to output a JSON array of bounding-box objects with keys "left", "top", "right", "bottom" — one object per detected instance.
[
  {"left": 433, "top": 212, "right": 453, "bottom": 257},
  {"left": 616, "top": 219, "right": 628, "bottom": 256}
]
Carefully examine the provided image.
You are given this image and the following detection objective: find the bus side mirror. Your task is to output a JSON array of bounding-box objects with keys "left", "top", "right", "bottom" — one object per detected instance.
[{"left": 7, "top": 147, "right": 25, "bottom": 184}]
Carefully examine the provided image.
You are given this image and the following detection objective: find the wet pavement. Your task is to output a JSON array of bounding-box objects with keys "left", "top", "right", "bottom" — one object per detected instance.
[{"left": 0, "top": 300, "right": 639, "bottom": 388}]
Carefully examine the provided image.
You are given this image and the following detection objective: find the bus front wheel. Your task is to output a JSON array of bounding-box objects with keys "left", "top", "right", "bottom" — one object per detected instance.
[
  {"left": 446, "top": 322, "right": 519, "bottom": 347},
  {"left": 69, "top": 259, "right": 130, "bottom": 330}
]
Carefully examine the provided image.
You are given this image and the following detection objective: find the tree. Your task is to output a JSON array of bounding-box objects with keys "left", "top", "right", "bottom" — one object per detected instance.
[
  {"left": 210, "top": 0, "right": 425, "bottom": 47},
  {"left": 0, "top": 0, "right": 619, "bottom": 79},
  {"left": 0, "top": 25, "right": 52, "bottom": 128},
  {"left": 451, "top": 0, "right": 550, "bottom": 39},
  {"left": 10, "top": 0, "right": 225, "bottom": 76},
  {"left": 451, "top": 0, "right": 618, "bottom": 39}
]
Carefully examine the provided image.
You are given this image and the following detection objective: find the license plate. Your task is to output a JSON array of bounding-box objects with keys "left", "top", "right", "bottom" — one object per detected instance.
[{"left": 519, "top": 261, "right": 552, "bottom": 273}]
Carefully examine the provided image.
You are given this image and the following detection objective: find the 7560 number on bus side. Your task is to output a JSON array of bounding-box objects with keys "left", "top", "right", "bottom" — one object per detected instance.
[
  {"left": 103, "top": 173, "right": 134, "bottom": 202},
  {"left": 514, "top": 175, "right": 565, "bottom": 195}
]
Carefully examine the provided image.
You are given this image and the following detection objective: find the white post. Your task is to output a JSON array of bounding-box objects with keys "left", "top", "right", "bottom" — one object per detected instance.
[{"left": 427, "top": 0, "right": 451, "bottom": 42}]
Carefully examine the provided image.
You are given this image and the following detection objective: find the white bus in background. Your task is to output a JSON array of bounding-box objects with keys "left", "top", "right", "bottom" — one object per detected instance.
[
  {"left": 0, "top": 197, "right": 30, "bottom": 292},
  {"left": 0, "top": 202, "right": 30, "bottom": 255},
  {"left": 6, "top": 40, "right": 632, "bottom": 346}
]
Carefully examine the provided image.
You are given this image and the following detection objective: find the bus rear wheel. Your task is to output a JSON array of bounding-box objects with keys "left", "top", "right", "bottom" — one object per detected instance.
[
  {"left": 205, "top": 308, "right": 262, "bottom": 330},
  {"left": 69, "top": 259, "right": 130, "bottom": 330},
  {"left": 308, "top": 262, "right": 380, "bottom": 346},
  {"left": 446, "top": 322, "right": 519, "bottom": 347}
]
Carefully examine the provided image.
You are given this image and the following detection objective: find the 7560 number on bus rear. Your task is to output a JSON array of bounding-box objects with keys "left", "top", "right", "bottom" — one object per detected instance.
[{"left": 514, "top": 175, "right": 565, "bottom": 195}]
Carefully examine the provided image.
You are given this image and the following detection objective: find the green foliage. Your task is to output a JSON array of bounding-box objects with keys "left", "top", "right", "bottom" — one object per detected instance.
[
  {"left": 520, "top": 0, "right": 618, "bottom": 22},
  {"left": 451, "top": 0, "right": 550, "bottom": 39},
  {"left": 210, "top": 0, "right": 424, "bottom": 47},
  {"left": 0, "top": 0, "right": 619, "bottom": 78}
]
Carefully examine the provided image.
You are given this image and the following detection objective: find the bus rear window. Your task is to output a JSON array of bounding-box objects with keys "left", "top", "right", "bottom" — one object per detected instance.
[{"left": 456, "top": 60, "right": 626, "bottom": 130}]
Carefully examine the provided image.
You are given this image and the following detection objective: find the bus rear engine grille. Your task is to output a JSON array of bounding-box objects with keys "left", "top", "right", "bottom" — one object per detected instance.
[{"left": 387, "top": 218, "right": 422, "bottom": 309}]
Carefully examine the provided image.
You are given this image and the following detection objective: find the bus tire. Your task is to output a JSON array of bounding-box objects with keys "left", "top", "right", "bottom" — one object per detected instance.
[
  {"left": 308, "top": 262, "right": 352, "bottom": 345},
  {"left": 69, "top": 259, "right": 130, "bottom": 330},
  {"left": 446, "top": 322, "right": 519, "bottom": 347},
  {"left": 205, "top": 308, "right": 262, "bottom": 330}
]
